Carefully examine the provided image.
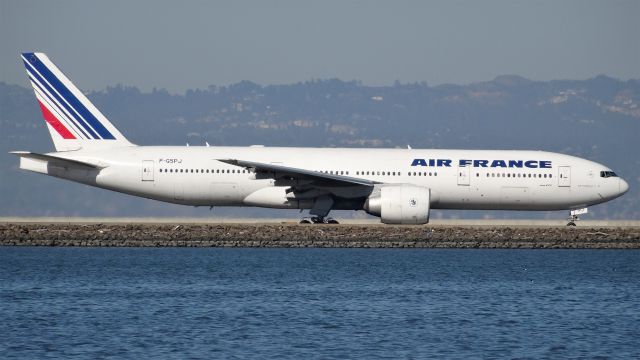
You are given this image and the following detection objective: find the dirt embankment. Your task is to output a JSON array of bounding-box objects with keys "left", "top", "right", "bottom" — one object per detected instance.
[{"left": 1, "top": 223, "right": 639, "bottom": 248}]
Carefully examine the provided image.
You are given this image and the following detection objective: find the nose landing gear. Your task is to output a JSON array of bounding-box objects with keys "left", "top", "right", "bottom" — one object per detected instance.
[{"left": 567, "top": 208, "right": 588, "bottom": 226}]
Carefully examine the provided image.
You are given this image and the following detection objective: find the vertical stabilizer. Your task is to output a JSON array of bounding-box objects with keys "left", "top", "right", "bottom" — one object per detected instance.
[{"left": 21, "top": 52, "right": 134, "bottom": 151}]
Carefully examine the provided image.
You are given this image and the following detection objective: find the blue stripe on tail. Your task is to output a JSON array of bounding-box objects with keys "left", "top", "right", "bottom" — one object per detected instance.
[
  {"left": 22, "top": 53, "right": 115, "bottom": 140},
  {"left": 23, "top": 58, "right": 98, "bottom": 139},
  {"left": 27, "top": 73, "right": 91, "bottom": 139}
]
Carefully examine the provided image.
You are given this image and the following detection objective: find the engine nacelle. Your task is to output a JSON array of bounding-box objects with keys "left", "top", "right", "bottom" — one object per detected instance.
[{"left": 364, "top": 185, "right": 430, "bottom": 225}]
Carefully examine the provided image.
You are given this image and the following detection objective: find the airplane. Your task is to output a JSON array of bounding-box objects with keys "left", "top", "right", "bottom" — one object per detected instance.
[{"left": 12, "top": 52, "right": 629, "bottom": 226}]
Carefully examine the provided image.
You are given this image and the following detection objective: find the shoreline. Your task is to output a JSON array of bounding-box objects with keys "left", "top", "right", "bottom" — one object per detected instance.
[{"left": 2, "top": 223, "right": 639, "bottom": 248}]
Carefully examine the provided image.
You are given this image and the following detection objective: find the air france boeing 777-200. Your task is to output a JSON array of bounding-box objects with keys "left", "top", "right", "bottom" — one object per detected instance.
[{"left": 12, "top": 53, "right": 629, "bottom": 225}]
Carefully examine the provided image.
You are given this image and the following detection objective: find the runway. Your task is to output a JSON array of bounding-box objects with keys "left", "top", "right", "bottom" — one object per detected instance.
[{"left": 1, "top": 217, "right": 639, "bottom": 227}]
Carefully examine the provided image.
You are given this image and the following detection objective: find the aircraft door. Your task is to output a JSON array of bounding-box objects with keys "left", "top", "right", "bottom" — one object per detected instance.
[
  {"left": 457, "top": 165, "right": 470, "bottom": 186},
  {"left": 142, "top": 160, "right": 154, "bottom": 181},
  {"left": 558, "top": 166, "right": 570, "bottom": 187}
]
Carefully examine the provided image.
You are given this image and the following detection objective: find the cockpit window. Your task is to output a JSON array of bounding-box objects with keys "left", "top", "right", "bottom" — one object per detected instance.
[{"left": 600, "top": 171, "right": 618, "bottom": 178}]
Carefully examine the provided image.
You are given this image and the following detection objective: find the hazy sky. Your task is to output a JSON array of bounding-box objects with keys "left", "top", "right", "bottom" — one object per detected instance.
[{"left": 1, "top": 0, "right": 638, "bottom": 93}]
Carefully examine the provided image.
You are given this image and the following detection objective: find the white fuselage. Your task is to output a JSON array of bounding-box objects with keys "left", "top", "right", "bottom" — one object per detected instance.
[
  {"left": 15, "top": 52, "right": 629, "bottom": 223},
  {"left": 20, "top": 146, "right": 628, "bottom": 213}
]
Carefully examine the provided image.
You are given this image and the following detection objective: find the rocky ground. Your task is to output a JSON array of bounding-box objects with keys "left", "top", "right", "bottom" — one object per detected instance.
[{"left": 1, "top": 223, "right": 639, "bottom": 248}]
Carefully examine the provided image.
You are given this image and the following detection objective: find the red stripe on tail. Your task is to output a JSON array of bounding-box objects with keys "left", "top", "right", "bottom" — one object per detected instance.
[{"left": 37, "top": 100, "right": 76, "bottom": 139}]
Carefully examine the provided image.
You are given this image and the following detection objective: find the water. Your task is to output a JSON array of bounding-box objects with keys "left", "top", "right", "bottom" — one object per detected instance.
[{"left": 1, "top": 248, "right": 638, "bottom": 359}]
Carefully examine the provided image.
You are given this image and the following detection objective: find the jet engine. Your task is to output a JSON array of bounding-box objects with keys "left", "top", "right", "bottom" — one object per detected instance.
[{"left": 364, "top": 185, "right": 431, "bottom": 225}]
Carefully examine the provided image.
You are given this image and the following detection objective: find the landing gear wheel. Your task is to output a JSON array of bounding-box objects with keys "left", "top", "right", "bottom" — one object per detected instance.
[
  {"left": 566, "top": 208, "right": 587, "bottom": 227},
  {"left": 566, "top": 213, "right": 580, "bottom": 227},
  {"left": 299, "top": 216, "right": 339, "bottom": 224}
]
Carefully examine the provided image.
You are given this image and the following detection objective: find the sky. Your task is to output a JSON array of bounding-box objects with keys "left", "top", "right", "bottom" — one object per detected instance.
[{"left": 1, "top": 0, "right": 638, "bottom": 93}]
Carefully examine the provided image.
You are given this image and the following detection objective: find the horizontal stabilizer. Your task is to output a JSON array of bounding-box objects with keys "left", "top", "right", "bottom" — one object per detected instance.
[{"left": 10, "top": 151, "right": 105, "bottom": 170}]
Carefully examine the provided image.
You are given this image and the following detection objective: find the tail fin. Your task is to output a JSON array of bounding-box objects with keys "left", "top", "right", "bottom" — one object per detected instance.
[{"left": 21, "top": 52, "right": 134, "bottom": 151}]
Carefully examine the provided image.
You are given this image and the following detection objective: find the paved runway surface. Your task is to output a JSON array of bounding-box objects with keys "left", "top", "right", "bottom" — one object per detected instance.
[{"left": 1, "top": 217, "right": 639, "bottom": 227}]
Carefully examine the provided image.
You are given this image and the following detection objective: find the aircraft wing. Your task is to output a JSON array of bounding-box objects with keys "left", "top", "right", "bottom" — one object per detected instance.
[
  {"left": 218, "top": 159, "right": 379, "bottom": 188},
  {"left": 10, "top": 151, "right": 105, "bottom": 170}
]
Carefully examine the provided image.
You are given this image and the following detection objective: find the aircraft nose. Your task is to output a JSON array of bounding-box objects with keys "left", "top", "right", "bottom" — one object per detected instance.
[{"left": 619, "top": 178, "right": 629, "bottom": 195}]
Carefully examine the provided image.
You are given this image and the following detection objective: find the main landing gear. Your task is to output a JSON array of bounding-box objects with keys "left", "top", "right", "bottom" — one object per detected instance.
[
  {"left": 567, "top": 207, "right": 588, "bottom": 226},
  {"left": 299, "top": 195, "right": 339, "bottom": 224},
  {"left": 299, "top": 216, "right": 339, "bottom": 224}
]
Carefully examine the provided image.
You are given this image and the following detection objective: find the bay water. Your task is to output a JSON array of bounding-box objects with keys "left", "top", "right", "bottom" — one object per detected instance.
[{"left": 1, "top": 248, "right": 638, "bottom": 359}]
